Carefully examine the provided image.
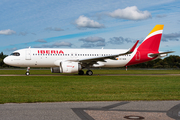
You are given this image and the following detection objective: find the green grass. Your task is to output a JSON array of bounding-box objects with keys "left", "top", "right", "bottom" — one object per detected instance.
[
  {"left": 0, "top": 75, "right": 180, "bottom": 103},
  {"left": 0, "top": 69, "right": 180, "bottom": 75},
  {"left": 92, "top": 69, "right": 180, "bottom": 74}
]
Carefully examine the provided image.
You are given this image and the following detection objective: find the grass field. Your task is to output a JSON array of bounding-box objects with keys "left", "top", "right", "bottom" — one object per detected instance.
[
  {"left": 0, "top": 69, "right": 180, "bottom": 75},
  {"left": 0, "top": 69, "right": 180, "bottom": 103}
]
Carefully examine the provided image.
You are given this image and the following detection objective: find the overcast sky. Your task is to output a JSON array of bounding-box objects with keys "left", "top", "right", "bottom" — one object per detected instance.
[{"left": 0, "top": 0, "right": 180, "bottom": 55}]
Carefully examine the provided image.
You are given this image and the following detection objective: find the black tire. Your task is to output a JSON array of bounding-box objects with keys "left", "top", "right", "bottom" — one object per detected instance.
[
  {"left": 86, "top": 70, "right": 93, "bottom": 76},
  {"left": 78, "top": 70, "right": 84, "bottom": 75},
  {"left": 25, "top": 72, "right": 30, "bottom": 76}
]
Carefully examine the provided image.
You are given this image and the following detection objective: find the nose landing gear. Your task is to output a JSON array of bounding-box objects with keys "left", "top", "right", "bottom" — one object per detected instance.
[{"left": 25, "top": 67, "right": 30, "bottom": 76}]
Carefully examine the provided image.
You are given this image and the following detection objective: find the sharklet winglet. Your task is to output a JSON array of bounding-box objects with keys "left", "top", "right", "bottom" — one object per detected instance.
[{"left": 128, "top": 40, "right": 139, "bottom": 53}]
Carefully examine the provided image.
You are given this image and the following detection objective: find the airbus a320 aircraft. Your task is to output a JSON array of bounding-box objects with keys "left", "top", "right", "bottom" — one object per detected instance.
[{"left": 4, "top": 25, "right": 174, "bottom": 75}]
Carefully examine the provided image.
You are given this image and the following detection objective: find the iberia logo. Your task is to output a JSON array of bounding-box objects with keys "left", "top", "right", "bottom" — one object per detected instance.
[
  {"left": 38, "top": 50, "right": 64, "bottom": 54},
  {"left": 67, "top": 65, "right": 75, "bottom": 68}
]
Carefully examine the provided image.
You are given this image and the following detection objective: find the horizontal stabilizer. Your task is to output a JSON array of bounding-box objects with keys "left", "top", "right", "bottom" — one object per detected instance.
[{"left": 149, "top": 51, "right": 175, "bottom": 57}]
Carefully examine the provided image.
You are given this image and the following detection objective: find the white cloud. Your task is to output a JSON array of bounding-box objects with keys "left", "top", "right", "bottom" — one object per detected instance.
[
  {"left": 36, "top": 39, "right": 47, "bottom": 43},
  {"left": 53, "top": 41, "right": 72, "bottom": 47},
  {"left": 79, "top": 36, "right": 106, "bottom": 48},
  {"left": 0, "top": 29, "right": 16, "bottom": 35},
  {"left": 162, "top": 32, "right": 180, "bottom": 42},
  {"left": 45, "top": 27, "right": 64, "bottom": 31},
  {"left": 79, "top": 36, "right": 105, "bottom": 42},
  {"left": 5, "top": 47, "right": 17, "bottom": 52},
  {"left": 156, "top": 14, "right": 167, "bottom": 18},
  {"left": 36, "top": 41, "right": 72, "bottom": 48},
  {"left": 108, "top": 36, "right": 134, "bottom": 44},
  {"left": 96, "top": 42, "right": 106, "bottom": 46},
  {"left": 75, "top": 15, "right": 104, "bottom": 28},
  {"left": 19, "top": 32, "right": 28, "bottom": 36},
  {"left": 108, "top": 6, "right": 151, "bottom": 20},
  {"left": 81, "top": 43, "right": 95, "bottom": 48}
]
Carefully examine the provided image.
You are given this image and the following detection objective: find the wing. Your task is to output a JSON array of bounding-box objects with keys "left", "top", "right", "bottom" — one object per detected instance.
[{"left": 66, "top": 40, "right": 139, "bottom": 65}]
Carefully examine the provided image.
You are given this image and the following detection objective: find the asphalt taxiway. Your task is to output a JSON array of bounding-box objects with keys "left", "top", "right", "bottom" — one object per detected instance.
[{"left": 0, "top": 101, "right": 180, "bottom": 120}]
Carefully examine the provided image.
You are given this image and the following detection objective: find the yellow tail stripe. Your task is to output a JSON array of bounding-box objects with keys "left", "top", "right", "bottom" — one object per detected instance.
[{"left": 148, "top": 25, "right": 164, "bottom": 36}]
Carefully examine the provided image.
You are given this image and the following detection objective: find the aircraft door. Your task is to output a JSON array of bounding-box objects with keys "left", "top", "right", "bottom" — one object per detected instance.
[{"left": 26, "top": 50, "right": 31, "bottom": 60}]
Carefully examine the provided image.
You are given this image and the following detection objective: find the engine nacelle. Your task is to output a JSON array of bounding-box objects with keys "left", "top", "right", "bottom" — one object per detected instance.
[
  {"left": 51, "top": 67, "right": 62, "bottom": 73},
  {"left": 51, "top": 62, "right": 82, "bottom": 73}
]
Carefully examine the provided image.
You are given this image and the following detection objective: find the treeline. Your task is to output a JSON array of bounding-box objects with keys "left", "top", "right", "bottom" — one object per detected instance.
[
  {"left": 0, "top": 52, "right": 9, "bottom": 68},
  {"left": 0, "top": 52, "right": 180, "bottom": 68},
  {"left": 129, "top": 55, "right": 180, "bottom": 68}
]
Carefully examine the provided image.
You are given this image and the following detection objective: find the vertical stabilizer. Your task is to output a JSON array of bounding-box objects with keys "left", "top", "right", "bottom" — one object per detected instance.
[
  {"left": 138, "top": 25, "right": 164, "bottom": 52},
  {"left": 126, "top": 25, "right": 165, "bottom": 66}
]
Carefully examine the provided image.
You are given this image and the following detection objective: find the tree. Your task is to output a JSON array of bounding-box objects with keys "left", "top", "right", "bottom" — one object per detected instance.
[{"left": 0, "top": 52, "right": 9, "bottom": 68}]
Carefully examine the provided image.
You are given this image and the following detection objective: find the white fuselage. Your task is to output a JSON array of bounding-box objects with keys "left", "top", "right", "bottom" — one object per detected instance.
[{"left": 4, "top": 48, "right": 136, "bottom": 68}]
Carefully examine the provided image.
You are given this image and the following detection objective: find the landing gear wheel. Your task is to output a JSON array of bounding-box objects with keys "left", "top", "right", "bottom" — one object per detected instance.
[
  {"left": 86, "top": 70, "right": 93, "bottom": 76},
  {"left": 25, "top": 72, "right": 30, "bottom": 76},
  {"left": 26, "top": 67, "right": 30, "bottom": 76},
  {"left": 78, "top": 70, "right": 84, "bottom": 75}
]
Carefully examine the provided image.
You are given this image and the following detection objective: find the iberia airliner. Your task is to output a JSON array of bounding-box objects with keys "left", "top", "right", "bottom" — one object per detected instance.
[{"left": 3, "top": 25, "right": 174, "bottom": 75}]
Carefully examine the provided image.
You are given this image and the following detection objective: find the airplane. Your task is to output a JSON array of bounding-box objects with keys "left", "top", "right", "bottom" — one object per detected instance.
[{"left": 3, "top": 25, "right": 174, "bottom": 76}]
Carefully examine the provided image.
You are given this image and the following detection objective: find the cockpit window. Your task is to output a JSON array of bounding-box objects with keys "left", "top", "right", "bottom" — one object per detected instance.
[{"left": 10, "top": 52, "right": 20, "bottom": 56}]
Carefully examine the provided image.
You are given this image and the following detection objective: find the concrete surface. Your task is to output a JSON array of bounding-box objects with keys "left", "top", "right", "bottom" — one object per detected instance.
[{"left": 0, "top": 101, "right": 180, "bottom": 120}]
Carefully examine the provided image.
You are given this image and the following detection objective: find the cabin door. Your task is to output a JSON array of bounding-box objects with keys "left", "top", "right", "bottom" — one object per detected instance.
[{"left": 25, "top": 50, "right": 31, "bottom": 60}]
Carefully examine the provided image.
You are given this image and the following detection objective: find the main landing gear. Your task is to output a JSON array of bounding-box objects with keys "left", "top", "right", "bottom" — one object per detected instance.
[
  {"left": 78, "top": 70, "right": 84, "bottom": 75},
  {"left": 86, "top": 70, "right": 93, "bottom": 76},
  {"left": 78, "top": 70, "right": 93, "bottom": 76},
  {"left": 25, "top": 67, "right": 30, "bottom": 76}
]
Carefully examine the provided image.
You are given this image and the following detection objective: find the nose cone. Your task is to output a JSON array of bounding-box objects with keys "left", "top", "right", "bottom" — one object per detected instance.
[{"left": 3, "top": 57, "right": 11, "bottom": 65}]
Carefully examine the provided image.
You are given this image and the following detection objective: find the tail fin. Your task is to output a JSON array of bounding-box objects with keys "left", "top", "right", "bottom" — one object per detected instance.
[{"left": 138, "top": 25, "right": 164, "bottom": 52}]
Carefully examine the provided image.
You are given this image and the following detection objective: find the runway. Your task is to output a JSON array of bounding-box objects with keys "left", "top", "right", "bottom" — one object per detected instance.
[{"left": 0, "top": 101, "right": 180, "bottom": 120}]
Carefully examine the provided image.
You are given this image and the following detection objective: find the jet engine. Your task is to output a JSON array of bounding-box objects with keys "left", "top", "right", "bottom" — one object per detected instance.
[{"left": 51, "top": 62, "right": 82, "bottom": 73}]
